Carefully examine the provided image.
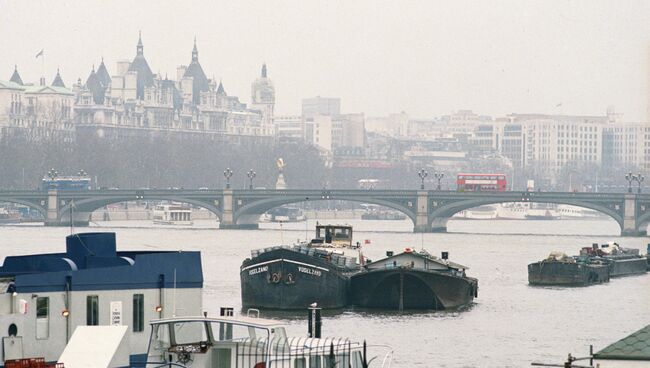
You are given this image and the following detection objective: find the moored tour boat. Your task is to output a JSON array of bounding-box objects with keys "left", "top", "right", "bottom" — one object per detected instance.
[
  {"left": 350, "top": 248, "right": 477, "bottom": 311},
  {"left": 152, "top": 203, "right": 193, "bottom": 225},
  {"left": 143, "top": 309, "right": 393, "bottom": 368},
  {"left": 240, "top": 224, "right": 361, "bottom": 310}
]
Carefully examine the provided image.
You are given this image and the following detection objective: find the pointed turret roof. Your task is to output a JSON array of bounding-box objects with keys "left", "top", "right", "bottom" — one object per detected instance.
[
  {"left": 10, "top": 65, "right": 23, "bottom": 85},
  {"left": 96, "top": 59, "right": 111, "bottom": 88},
  {"left": 261, "top": 63, "right": 267, "bottom": 78},
  {"left": 216, "top": 80, "right": 226, "bottom": 95},
  {"left": 52, "top": 69, "right": 65, "bottom": 87},
  {"left": 182, "top": 38, "right": 209, "bottom": 105},
  {"left": 128, "top": 31, "right": 154, "bottom": 100},
  {"left": 85, "top": 66, "right": 105, "bottom": 104}
]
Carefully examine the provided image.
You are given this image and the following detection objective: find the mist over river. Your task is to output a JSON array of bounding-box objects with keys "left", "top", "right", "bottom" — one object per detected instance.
[{"left": 1, "top": 218, "right": 648, "bottom": 367}]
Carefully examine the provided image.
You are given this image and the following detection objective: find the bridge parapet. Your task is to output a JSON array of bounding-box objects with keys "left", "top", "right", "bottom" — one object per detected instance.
[{"left": 0, "top": 189, "right": 647, "bottom": 235}]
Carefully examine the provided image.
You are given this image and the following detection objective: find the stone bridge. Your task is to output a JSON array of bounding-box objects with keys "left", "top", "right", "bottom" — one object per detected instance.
[{"left": 0, "top": 189, "right": 649, "bottom": 236}]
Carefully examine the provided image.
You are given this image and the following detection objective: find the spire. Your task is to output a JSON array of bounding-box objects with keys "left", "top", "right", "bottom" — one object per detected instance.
[
  {"left": 52, "top": 68, "right": 65, "bottom": 87},
  {"left": 192, "top": 37, "right": 199, "bottom": 62},
  {"left": 217, "top": 80, "right": 226, "bottom": 95},
  {"left": 10, "top": 65, "right": 23, "bottom": 85},
  {"left": 137, "top": 31, "right": 144, "bottom": 55},
  {"left": 261, "top": 63, "right": 267, "bottom": 78}
]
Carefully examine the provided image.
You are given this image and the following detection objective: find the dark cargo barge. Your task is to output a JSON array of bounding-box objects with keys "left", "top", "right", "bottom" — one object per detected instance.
[
  {"left": 528, "top": 253, "right": 610, "bottom": 286},
  {"left": 528, "top": 242, "right": 648, "bottom": 286},
  {"left": 350, "top": 249, "right": 477, "bottom": 311},
  {"left": 241, "top": 224, "right": 361, "bottom": 310}
]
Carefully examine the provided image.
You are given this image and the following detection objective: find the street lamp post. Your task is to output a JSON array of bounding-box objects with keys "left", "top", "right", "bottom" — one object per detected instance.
[
  {"left": 418, "top": 168, "right": 428, "bottom": 190},
  {"left": 634, "top": 173, "right": 644, "bottom": 194},
  {"left": 434, "top": 172, "right": 445, "bottom": 190},
  {"left": 247, "top": 169, "right": 256, "bottom": 190},
  {"left": 47, "top": 168, "right": 58, "bottom": 180},
  {"left": 223, "top": 168, "right": 233, "bottom": 189},
  {"left": 625, "top": 172, "right": 635, "bottom": 193}
]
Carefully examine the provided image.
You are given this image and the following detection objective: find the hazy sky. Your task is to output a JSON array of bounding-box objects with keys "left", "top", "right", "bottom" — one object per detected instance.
[{"left": 1, "top": 0, "right": 649, "bottom": 120}]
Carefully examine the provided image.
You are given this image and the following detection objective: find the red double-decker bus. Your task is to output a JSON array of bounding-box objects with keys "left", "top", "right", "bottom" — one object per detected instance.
[{"left": 457, "top": 173, "right": 507, "bottom": 191}]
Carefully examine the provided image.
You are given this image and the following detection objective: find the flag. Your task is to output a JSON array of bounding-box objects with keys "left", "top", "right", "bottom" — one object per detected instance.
[
  {"left": 555, "top": 103, "right": 562, "bottom": 107},
  {"left": 35, "top": 49, "right": 44, "bottom": 58},
  {"left": 364, "top": 239, "right": 371, "bottom": 245}
]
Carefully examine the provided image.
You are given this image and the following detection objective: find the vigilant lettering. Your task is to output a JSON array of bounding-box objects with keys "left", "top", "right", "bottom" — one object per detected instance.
[
  {"left": 248, "top": 266, "right": 268, "bottom": 275},
  {"left": 298, "top": 266, "right": 322, "bottom": 277}
]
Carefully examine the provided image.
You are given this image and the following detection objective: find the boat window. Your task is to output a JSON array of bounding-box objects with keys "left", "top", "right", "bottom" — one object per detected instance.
[
  {"left": 333, "top": 228, "right": 350, "bottom": 239},
  {"left": 133, "top": 294, "right": 144, "bottom": 332},
  {"left": 309, "top": 356, "right": 322, "bottom": 368},
  {"left": 295, "top": 357, "right": 307, "bottom": 368},
  {"left": 350, "top": 352, "right": 364, "bottom": 368},
  {"left": 210, "top": 321, "right": 270, "bottom": 342},
  {"left": 86, "top": 295, "right": 99, "bottom": 326},
  {"left": 151, "top": 324, "right": 171, "bottom": 354},
  {"left": 172, "top": 321, "right": 207, "bottom": 345},
  {"left": 36, "top": 296, "right": 49, "bottom": 339}
]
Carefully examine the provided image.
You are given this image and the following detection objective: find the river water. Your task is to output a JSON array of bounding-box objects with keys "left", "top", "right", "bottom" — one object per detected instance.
[{"left": 1, "top": 218, "right": 649, "bottom": 367}]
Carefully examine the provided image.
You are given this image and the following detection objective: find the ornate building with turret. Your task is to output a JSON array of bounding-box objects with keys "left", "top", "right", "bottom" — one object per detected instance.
[
  {"left": 73, "top": 34, "right": 275, "bottom": 141},
  {"left": 0, "top": 66, "right": 74, "bottom": 142}
]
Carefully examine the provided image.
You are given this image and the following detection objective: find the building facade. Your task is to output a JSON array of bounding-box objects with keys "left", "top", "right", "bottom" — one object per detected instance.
[{"left": 74, "top": 34, "right": 274, "bottom": 141}]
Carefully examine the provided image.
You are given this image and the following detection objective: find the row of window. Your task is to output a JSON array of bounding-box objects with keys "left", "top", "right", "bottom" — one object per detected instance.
[{"left": 35, "top": 293, "right": 146, "bottom": 339}]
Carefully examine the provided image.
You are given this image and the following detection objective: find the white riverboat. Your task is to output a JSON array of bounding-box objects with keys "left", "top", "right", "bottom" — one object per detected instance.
[
  {"left": 143, "top": 311, "right": 393, "bottom": 368},
  {"left": 153, "top": 204, "right": 194, "bottom": 225}
]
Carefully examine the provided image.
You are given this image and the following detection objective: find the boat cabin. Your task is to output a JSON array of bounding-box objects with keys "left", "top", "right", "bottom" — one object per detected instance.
[
  {"left": 366, "top": 249, "right": 468, "bottom": 277},
  {"left": 145, "top": 315, "right": 372, "bottom": 368},
  {"left": 0, "top": 232, "right": 203, "bottom": 366},
  {"left": 312, "top": 225, "right": 353, "bottom": 248}
]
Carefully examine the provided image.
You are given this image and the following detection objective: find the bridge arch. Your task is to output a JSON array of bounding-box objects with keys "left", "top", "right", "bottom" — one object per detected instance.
[
  {"left": 233, "top": 195, "right": 416, "bottom": 227},
  {"left": 430, "top": 198, "right": 624, "bottom": 233},
  {"left": 0, "top": 197, "right": 47, "bottom": 219},
  {"left": 57, "top": 196, "right": 223, "bottom": 225}
]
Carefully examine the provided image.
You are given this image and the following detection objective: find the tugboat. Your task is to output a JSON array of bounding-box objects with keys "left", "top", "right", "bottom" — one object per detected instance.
[
  {"left": 350, "top": 248, "right": 477, "bottom": 311},
  {"left": 528, "top": 250, "right": 610, "bottom": 286},
  {"left": 240, "top": 224, "right": 362, "bottom": 310}
]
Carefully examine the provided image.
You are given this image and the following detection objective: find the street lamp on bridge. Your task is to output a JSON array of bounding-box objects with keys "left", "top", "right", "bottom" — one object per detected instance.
[
  {"left": 633, "top": 174, "right": 644, "bottom": 194},
  {"left": 418, "top": 168, "right": 428, "bottom": 190},
  {"left": 434, "top": 172, "right": 445, "bottom": 190},
  {"left": 223, "top": 168, "right": 233, "bottom": 189},
  {"left": 47, "top": 168, "right": 58, "bottom": 180},
  {"left": 625, "top": 172, "right": 636, "bottom": 193},
  {"left": 247, "top": 169, "right": 256, "bottom": 190},
  {"left": 78, "top": 169, "right": 87, "bottom": 177}
]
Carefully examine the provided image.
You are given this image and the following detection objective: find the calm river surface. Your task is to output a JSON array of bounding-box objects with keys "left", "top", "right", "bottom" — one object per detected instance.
[{"left": 1, "top": 218, "right": 649, "bottom": 367}]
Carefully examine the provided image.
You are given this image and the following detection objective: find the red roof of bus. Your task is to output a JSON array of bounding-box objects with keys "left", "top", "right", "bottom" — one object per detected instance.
[{"left": 457, "top": 173, "right": 506, "bottom": 176}]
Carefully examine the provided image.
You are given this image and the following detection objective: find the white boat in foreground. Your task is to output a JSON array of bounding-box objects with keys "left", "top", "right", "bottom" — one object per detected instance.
[{"left": 144, "top": 312, "right": 393, "bottom": 368}]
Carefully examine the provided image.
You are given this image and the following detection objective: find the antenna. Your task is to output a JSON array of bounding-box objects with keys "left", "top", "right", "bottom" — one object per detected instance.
[
  {"left": 279, "top": 221, "right": 284, "bottom": 245},
  {"left": 420, "top": 231, "right": 424, "bottom": 251},
  {"left": 172, "top": 268, "right": 177, "bottom": 317},
  {"left": 69, "top": 199, "right": 75, "bottom": 235}
]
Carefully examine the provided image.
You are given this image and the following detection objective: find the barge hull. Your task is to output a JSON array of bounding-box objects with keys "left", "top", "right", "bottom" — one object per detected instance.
[
  {"left": 607, "top": 257, "right": 648, "bottom": 277},
  {"left": 350, "top": 268, "right": 476, "bottom": 310},
  {"left": 241, "top": 248, "right": 349, "bottom": 310},
  {"left": 528, "top": 261, "right": 609, "bottom": 286}
]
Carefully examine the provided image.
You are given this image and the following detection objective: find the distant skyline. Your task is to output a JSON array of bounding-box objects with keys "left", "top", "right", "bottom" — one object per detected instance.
[{"left": 1, "top": 0, "right": 649, "bottom": 121}]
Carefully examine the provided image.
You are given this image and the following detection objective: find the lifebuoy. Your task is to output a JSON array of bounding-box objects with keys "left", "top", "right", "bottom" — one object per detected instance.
[
  {"left": 271, "top": 273, "right": 281, "bottom": 283},
  {"left": 404, "top": 247, "right": 414, "bottom": 253}
]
